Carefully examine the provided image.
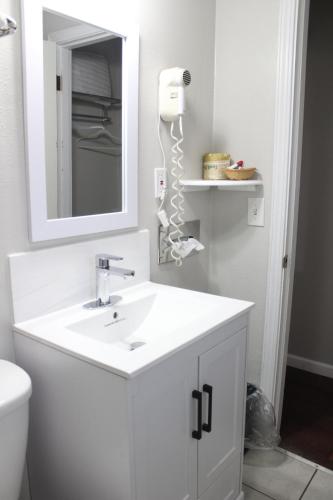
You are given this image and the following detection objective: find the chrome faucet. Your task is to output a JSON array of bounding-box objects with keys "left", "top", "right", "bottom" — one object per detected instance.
[{"left": 84, "top": 254, "right": 135, "bottom": 309}]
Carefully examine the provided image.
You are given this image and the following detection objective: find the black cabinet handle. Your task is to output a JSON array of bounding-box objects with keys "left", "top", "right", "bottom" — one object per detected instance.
[
  {"left": 192, "top": 390, "right": 202, "bottom": 440},
  {"left": 202, "top": 384, "right": 213, "bottom": 433}
]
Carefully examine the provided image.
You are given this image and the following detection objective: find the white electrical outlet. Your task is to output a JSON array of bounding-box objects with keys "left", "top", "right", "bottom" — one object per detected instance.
[
  {"left": 248, "top": 198, "right": 264, "bottom": 226},
  {"left": 154, "top": 168, "right": 167, "bottom": 199}
]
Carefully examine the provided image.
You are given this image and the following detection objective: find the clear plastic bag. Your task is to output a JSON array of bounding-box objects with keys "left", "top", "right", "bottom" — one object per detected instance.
[{"left": 245, "top": 383, "right": 281, "bottom": 450}]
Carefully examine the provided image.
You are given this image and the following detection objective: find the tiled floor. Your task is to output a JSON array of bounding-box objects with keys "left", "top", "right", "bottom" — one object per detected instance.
[{"left": 243, "top": 449, "right": 333, "bottom": 500}]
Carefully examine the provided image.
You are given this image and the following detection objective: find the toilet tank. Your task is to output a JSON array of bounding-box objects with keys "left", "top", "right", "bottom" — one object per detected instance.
[{"left": 0, "top": 361, "right": 32, "bottom": 500}]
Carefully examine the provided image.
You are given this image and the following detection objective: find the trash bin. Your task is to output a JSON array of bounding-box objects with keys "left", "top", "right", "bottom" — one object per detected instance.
[{"left": 245, "top": 383, "right": 280, "bottom": 450}]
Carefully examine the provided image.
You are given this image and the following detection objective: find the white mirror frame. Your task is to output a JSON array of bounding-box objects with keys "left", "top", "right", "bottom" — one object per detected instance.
[{"left": 21, "top": 0, "right": 139, "bottom": 241}]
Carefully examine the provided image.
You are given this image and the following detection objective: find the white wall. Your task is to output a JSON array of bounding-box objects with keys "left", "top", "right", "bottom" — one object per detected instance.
[
  {"left": 288, "top": 0, "right": 333, "bottom": 367},
  {"left": 0, "top": 0, "right": 215, "bottom": 359},
  {"left": 0, "top": 0, "right": 30, "bottom": 360},
  {"left": 210, "top": 0, "right": 279, "bottom": 383}
]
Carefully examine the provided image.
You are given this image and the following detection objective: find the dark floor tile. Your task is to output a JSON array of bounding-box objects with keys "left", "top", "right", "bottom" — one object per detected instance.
[{"left": 280, "top": 367, "right": 333, "bottom": 470}]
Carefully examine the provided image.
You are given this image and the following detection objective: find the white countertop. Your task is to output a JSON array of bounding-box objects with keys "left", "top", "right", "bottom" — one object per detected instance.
[{"left": 14, "top": 282, "right": 253, "bottom": 378}]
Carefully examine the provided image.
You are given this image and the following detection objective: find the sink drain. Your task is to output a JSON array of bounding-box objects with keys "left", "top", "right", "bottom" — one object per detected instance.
[{"left": 129, "top": 341, "right": 146, "bottom": 351}]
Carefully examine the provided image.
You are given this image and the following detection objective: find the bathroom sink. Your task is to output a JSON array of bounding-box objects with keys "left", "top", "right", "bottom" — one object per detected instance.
[
  {"left": 68, "top": 294, "right": 157, "bottom": 349},
  {"left": 14, "top": 281, "right": 253, "bottom": 378}
]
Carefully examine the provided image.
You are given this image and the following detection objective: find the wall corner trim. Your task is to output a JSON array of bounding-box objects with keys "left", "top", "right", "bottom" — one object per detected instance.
[{"left": 260, "top": 0, "right": 310, "bottom": 418}]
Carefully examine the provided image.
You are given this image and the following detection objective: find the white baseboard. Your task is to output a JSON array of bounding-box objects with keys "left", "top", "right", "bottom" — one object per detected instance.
[{"left": 287, "top": 354, "right": 333, "bottom": 379}]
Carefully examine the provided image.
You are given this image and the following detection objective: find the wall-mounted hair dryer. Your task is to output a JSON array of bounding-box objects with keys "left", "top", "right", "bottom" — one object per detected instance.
[
  {"left": 157, "top": 66, "right": 204, "bottom": 267},
  {"left": 159, "top": 67, "right": 191, "bottom": 122}
]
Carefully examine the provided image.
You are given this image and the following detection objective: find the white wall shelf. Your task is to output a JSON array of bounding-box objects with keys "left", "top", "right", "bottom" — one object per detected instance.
[{"left": 180, "top": 179, "right": 263, "bottom": 192}]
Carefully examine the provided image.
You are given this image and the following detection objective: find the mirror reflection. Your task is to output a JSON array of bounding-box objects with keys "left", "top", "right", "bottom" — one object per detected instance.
[{"left": 43, "top": 10, "right": 123, "bottom": 220}]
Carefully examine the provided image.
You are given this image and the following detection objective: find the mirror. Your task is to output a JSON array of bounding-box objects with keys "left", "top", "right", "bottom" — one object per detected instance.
[
  {"left": 43, "top": 10, "right": 123, "bottom": 219},
  {"left": 22, "top": 0, "right": 139, "bottom": 241}
]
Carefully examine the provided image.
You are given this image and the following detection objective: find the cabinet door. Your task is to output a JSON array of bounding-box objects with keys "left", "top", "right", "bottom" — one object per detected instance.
[
  {"left": 198, "top": 329, "right": 246, "bottom": 497},
  {"left": 133, "top": 355, "right": 198, "bottom": 500}
]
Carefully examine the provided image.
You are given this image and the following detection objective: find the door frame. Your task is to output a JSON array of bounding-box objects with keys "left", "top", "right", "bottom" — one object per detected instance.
[{"left": 260, "top": 0, "right": 310, "bottom": 426}]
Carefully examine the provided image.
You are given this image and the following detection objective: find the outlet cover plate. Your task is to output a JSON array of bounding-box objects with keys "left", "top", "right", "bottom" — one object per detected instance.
[{"left": 154, "top": 168, "right": 167, "bottom": 199}]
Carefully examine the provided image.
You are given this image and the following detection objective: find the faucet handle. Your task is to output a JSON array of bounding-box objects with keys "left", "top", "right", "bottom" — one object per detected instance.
[{"left": 96, "top": 254, "right": 123, "bottom": 269}]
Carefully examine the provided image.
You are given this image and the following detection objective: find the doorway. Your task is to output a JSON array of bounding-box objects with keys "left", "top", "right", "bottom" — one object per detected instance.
[{"left": 278, "top": 0, "right": 333, "bottom": 469}]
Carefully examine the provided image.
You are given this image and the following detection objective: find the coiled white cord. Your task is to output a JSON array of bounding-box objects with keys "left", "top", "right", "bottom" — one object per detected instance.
[
  {"left": 172, "top": 117, "right": 185, "bottom": 229},
  {"left": 168, "top": 116, "right": 185, "bottom": 266}
]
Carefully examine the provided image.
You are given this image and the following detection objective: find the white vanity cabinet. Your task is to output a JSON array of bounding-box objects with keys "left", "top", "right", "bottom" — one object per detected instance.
[
  {"left": 14, "top": 313, "right": 248, "bottom": 500},
  {"left": 133, "top": 327, "right": 246, "bottom": 500}
]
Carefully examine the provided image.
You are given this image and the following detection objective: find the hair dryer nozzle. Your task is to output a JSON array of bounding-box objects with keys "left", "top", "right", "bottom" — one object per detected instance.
[
  {"left": 159, "top": 67, "right": 192, "bottom": 87},
  {"left": 182, "top": 70, "right": 191, "bottom": 86}
]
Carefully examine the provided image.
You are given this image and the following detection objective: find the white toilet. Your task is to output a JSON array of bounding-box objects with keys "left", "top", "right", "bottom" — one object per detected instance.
[{"left": 0, "top": 360, "right": 32, "bottom": 500}]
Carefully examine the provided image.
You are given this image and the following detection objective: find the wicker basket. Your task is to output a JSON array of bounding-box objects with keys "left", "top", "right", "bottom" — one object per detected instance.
[{"left": 223, "top": 167, "right": 256, "bottom": 181}]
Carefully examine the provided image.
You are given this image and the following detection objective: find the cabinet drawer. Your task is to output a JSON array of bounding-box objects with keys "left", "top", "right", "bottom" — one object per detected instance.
[{"left": 198, "top": 455, "right": 242, "bottom": 500}]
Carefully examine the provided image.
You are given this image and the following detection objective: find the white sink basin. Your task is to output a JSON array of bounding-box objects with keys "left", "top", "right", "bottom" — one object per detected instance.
[
  {"left": 14, "top": 282, "right": 253, "bottom": 378},
  {"left": 68, "top": 294, "right": 157, "bottom": 349}
]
